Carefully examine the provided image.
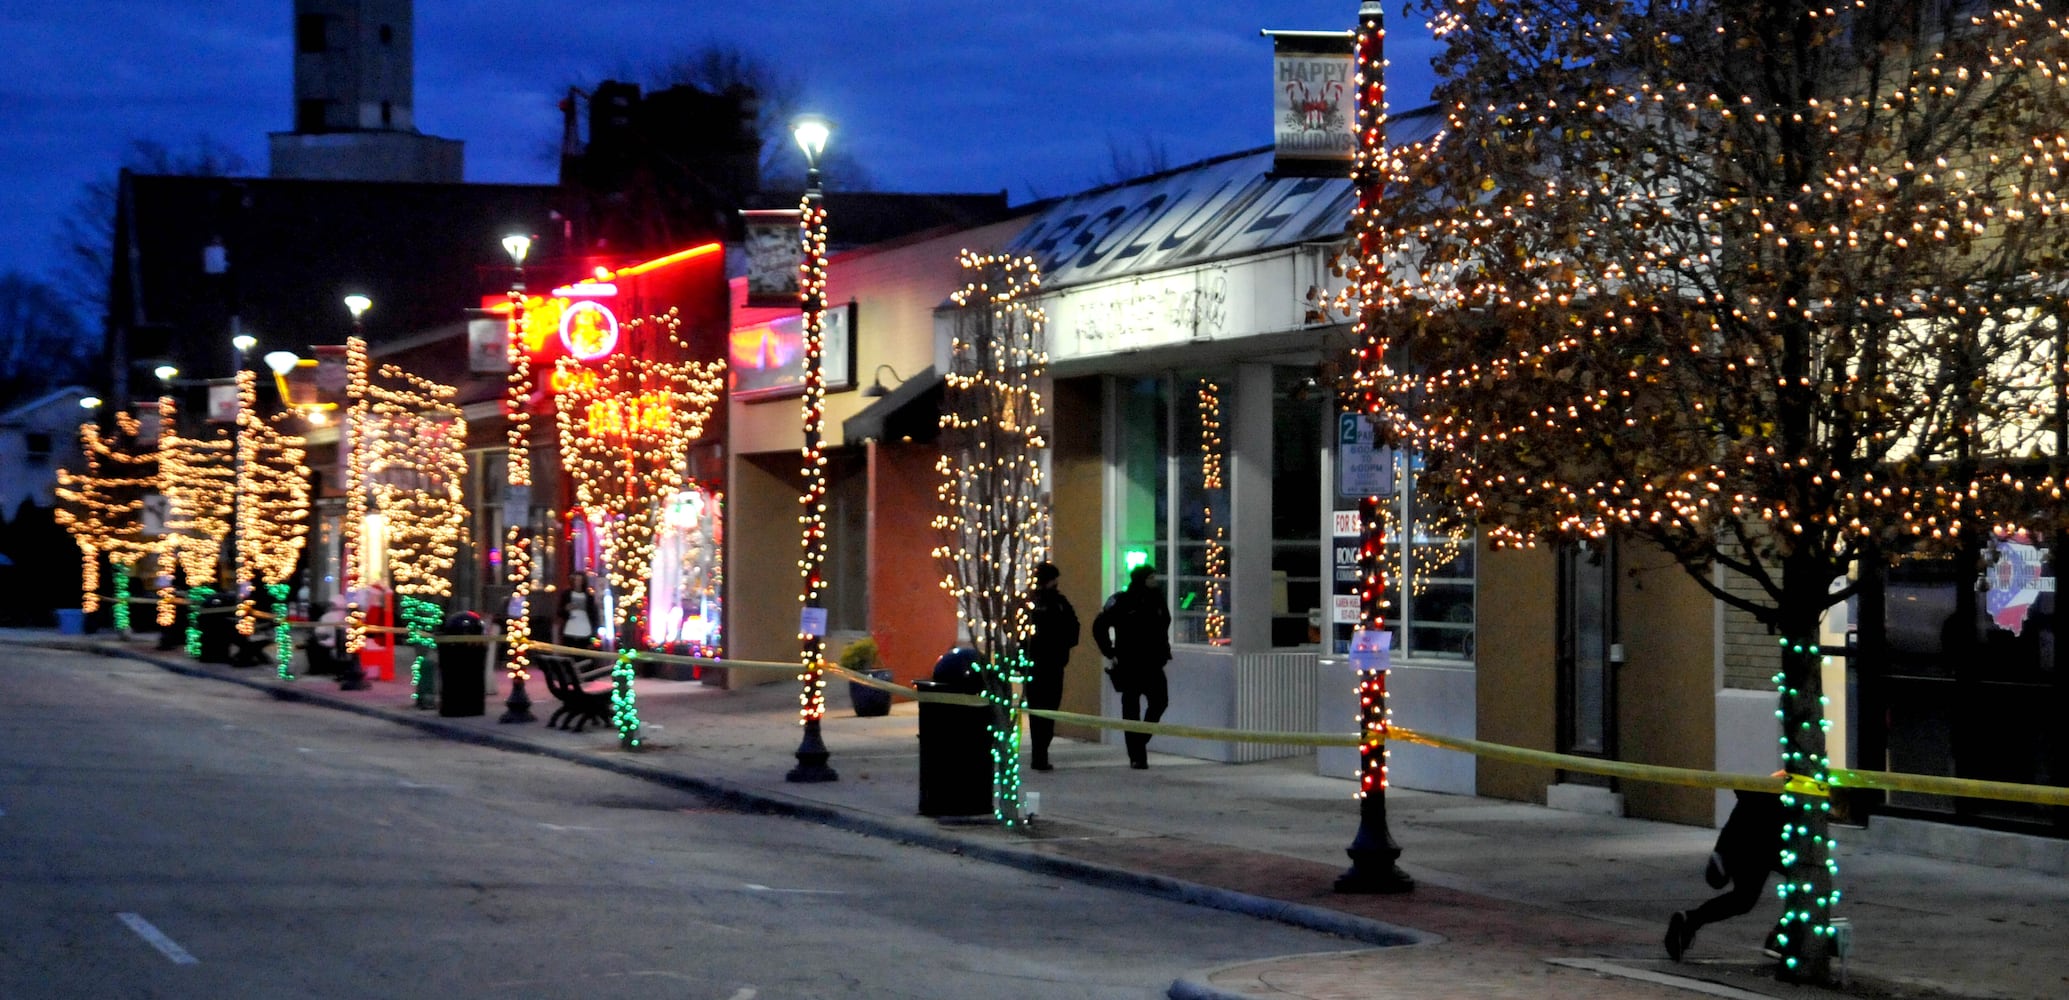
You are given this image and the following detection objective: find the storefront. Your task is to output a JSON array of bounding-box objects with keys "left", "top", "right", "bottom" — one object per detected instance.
[{"left": 1007, "top": 144, "right": 1477, "bottom": 790}]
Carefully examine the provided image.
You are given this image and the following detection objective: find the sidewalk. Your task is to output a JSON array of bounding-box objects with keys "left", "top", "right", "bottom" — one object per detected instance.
[{"left": 17, "top": 630, "right": 2067, "bottom": 1000}]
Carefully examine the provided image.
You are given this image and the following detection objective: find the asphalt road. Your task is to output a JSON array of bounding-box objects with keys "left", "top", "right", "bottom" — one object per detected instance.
[{"left": 0, "top": 646, "right": 1355, "bottom": 999}]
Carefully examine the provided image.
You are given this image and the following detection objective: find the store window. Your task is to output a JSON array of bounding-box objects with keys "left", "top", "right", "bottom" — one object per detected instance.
[
  {"left": 1113, "top": 371, "right": 1234, "bottom": 645},
  {"left": 1329, "top": 439, "right": 1476, "bottom": 660}
]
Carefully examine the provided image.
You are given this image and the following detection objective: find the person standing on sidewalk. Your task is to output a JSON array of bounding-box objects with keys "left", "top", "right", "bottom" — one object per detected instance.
[
  {"left": 1091, "top": 564, "right": 1171, "bottom": 769},
  {"left": 556, "top": 572, "right": 600, "bottom": 650},
  {"left": 1666, "top": 787, "right": 1786, "bottom": 961},
  {"left": 1023, "top": 561, "right": 1080, "bottom": 772}
]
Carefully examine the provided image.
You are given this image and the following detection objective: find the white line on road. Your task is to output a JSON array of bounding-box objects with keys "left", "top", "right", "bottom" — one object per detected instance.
[
  {"left": 742, "top": 883, "right": 845, "bottom": 895},
  {"left": 116, "top": 912, "right": 198, "bottom": 965},
  {"left": 724, "top": 989, "right": 757, "bottom": 1000},
  {"left": 538, "top": 823, "right": 605, "bottom": 832}
]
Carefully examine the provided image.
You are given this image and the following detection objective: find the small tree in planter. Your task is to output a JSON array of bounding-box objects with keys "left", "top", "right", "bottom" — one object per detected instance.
[
  {"left": 934, "top": 250, "right": 1050, "bottom": 827},
  {"left": 839, "top": 636, "right": 893, "bottom": 717}
]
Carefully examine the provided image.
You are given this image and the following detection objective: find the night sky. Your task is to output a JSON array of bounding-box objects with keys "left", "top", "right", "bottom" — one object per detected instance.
[{"left": 2, "top": 2, "right": 1442, "bottom": 295}]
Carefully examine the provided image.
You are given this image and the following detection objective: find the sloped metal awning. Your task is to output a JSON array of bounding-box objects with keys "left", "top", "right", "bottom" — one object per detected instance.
[{"left": 842, "top": 365, "right": 942, "bottom": 445}]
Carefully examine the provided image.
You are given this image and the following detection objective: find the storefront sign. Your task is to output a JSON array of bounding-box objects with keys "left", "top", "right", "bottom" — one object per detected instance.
[
  {"left": 1271, "top": 32, "right": 1356, "bottom": 175},
  {"left": 729, "top": 301, "right": 855, "bottom": 400},
  {"left": 559, "top": 300, "right": 620, "bottom": 361},
  {"left": 1986, "top": 531, "right": 2055, "bottom": 635}
]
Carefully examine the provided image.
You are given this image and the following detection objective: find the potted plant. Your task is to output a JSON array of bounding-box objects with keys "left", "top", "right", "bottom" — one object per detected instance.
[{"left": 840, "top": 637, "right": 894, "bottom": 717}]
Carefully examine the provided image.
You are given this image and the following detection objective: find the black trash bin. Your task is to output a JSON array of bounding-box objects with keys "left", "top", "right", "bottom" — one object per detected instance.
[
  {"left": 436, "top": 611, "right": 489, "bottom": 718},
  {"left": 196, "top": 591, "right": 236, "bottom": 664},
  {"left": 916, "top": 647, "right": 992, "bottom": 818}
]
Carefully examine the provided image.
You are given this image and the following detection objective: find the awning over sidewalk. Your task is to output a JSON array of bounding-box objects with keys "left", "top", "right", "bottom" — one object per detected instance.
[{"left": 842, "top": 364, "right": 942, "bottom": 445}]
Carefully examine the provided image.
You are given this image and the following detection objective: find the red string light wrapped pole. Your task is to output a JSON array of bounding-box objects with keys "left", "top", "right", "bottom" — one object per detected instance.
[
  {"left": 787, "top": 114, "right": 839, "bottom": 783},
  {"left": 1334, "top": 0, "right": 1412, "bottom": 896}
]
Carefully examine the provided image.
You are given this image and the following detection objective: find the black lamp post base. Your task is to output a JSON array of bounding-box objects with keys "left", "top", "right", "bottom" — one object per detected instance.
[
  {"left": 499, "top": 676, "right": 535, "bottom": 723},
  {"left": 1334, "top": 789, "right": 1413, "bottom": 894},
  {"left": 1335, "top": 854, "right": 1415, "bottom": 894},
  {"left": 786, "top": 720, "right": 839, "bottom": 783},
  {"left": 336, "top": 655, "right": 370, "bottom": 691}
]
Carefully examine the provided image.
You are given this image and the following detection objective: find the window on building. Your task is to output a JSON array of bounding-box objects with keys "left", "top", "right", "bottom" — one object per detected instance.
[
  {"left": 1328, "top": 427, "right": 1476, "bottom": 660},
  {"left": 378, "top": 24, "right": 394, "bottom": 45},
  {"left": 1272, "top": 370, "right": 1325, "bottom": 647},
  {"left": 1373, "top": 455, "right": 1475, "bottom": 659},
  {"left": 24, "top": 432, "right": 52, "bottom": 467},
  {"left": 296, "top": 99, "right": 334, "bottom": 133},
  {"left": 1114, "top": 371, "right": 1235, "bottom": 646},
  {"left": 296, "top": 14, "right": 328, "bottom": 53}
]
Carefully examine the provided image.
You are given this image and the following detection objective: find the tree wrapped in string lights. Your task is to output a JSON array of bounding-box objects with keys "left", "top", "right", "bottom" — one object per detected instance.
[
  {"left": 933, "top": 250, "right": 1050, "bottom": 827},
  {"left": 230, "top": 369, "right": 311, "bottom": 678},
  {"left": 55, "top": 409, "right": 160, "bottom": 629},
  {"left": 350, "top": 342, "right": 467, "bottom": 695},
  {"left": 156, "top": 395, "right": 235, "bottom": 655},
  {"left": 1356, "top": 0, "right": 2069, "bottom": 981},
  {"left": 553, "top": 332, "right": 725, "bottom": 749}
]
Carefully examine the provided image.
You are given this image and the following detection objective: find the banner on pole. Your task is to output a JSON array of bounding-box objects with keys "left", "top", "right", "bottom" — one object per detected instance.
[
  {"left": 741, "top": 209, "right": 804, "bottom": 307},
  {"left": 1269, "top": 31, "right": 1356, "bottom": 177}
]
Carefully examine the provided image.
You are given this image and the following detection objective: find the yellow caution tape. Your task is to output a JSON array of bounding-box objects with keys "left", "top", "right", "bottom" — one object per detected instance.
[
  {"left": 195, "top": 632, "right": 2069, "bottom": 808},
  {"left": 1784, "top": 773, "right": 1832, "bottom": 798}
]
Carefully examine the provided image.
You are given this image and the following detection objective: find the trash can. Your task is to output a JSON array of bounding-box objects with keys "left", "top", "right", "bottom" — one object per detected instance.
[
  {"left": 915, "top": 647, "right": 992, "bottom": 818},
  {"left": 55, "top": 609, "right": 86, "bottom": 635},
  {"left": 436, "top": 611, "right": 488, "bottom": 718},
  {"left": 196, "top": 591, "right": 237, "bottom": 663}
]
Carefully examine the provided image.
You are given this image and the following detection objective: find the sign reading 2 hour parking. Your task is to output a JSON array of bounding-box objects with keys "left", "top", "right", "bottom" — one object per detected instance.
[{"left": 1337, "top": 413, "right": 1394, "bottom": 498}]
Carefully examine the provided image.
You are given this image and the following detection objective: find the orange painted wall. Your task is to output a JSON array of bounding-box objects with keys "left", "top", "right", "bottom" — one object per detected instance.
[{"left": 866, "top": 439, "right": 960, "bottom": 682}]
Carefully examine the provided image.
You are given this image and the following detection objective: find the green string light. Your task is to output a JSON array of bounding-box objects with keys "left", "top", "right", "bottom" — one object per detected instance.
[
  {"left": 113, "top": 570, "right": 131, "bottom": 632},
  {"left": 400, "top": 595, "right": 440, "bottom": 705},
  {"left": 185, "top": 585, "right": 214, "bottom": 657},
  {"left": 269, "top": 584, "right": 291, "bottom": 680},
  {"left": 611, "top": 649, "right": 642, "bottom": 748}
]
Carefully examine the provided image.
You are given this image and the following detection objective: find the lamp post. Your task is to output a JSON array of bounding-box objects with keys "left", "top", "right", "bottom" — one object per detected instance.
[
  {"left": 499, "top": 234, "right": 537, "bottom": 723},
  {"left": 152, "top": 367, "right": 183, "bottom": 650},
  {"left": 1333, "top": 0, "right": 1412, "bottom": 895},
  {"left": 230, "top": 333, "right": 260, "bottom": 652},
  {"left": 788, "top": 114, "right": 838, "bottom": 783},
  {"left": 337, "top": 295, "right": 372, "bottom": 690}
]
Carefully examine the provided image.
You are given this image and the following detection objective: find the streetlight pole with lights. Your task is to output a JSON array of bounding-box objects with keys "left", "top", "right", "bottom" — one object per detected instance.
[
  {"left": 788, "top": 114, "right": 838, "bottom": 783},
  {"left": 1333, "top": 0, "right": 1412, "bottom": 895},
  {"left": 337, "top": 295, "right": 373, "bottom": 690},
  {"left": 230, "top": 332, "right": 261, "bottom": 647},
  {"left": 499, "top": 234, "right": 538, "bottom": 723}
]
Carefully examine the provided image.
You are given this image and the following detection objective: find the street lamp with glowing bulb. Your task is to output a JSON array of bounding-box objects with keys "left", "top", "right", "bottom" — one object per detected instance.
[
  {"left": 498, "top": 232, "right": 538, "bottom": 724},
  {"left": 787, "top": 113, "right": 839, "bottom": 784}
]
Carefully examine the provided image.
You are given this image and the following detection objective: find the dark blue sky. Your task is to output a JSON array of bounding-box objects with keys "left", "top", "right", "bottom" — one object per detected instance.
[{"left": 2, "top": 2, "right": 1442, "bottom": 290}]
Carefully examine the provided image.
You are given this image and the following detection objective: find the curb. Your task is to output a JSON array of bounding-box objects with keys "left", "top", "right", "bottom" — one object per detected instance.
[{"left": 42, "top": 637, "right": 1426, "bottom": 951}]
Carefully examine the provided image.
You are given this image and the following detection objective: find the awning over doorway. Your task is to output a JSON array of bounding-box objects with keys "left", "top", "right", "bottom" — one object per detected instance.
[{"left": 842, "top": 365, "right": 942, "bottom": 445}]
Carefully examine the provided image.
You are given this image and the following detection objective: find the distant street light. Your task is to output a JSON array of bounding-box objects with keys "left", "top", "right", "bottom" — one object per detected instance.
[{"left": 79, "top": 395, "right": 103, "bottom": 410}]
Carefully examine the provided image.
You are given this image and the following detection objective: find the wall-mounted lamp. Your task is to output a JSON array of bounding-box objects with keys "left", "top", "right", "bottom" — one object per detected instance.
[
  {"left": 862, "top": 364, "right": 906, "bottom": 399},
  {"left": 79, "top": 395, "right": 103, "bottom": 410}
]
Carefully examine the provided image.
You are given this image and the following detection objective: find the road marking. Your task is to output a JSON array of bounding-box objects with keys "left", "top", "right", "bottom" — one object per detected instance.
[
  {"left": 742, "top": 883, "right": 844, "bottom": 895},
  {"left": 725, "top": 989, "right": 757, "bottom": 1000},
  {"left": 538, "top": 823, "right": 605, "bottom": 832},
  {"left": 116, "top": 912, "right": 198, "bottom": 965}
]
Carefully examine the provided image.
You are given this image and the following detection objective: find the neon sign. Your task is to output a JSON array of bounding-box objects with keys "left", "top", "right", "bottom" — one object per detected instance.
[
  {"left": 560, "top": 300, "right": 620, "bottom": 361},
  {"left": 584, "top": 393, "right": 675, "bottom": 439}
]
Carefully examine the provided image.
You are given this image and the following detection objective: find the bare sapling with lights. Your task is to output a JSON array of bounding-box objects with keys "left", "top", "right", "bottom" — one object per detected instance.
[
  {"left": 553, "top": 320, "right": 725, "bottom": 750},
  {"left": 231, "top": 369, "right": 311, "bottom": 678},
  {"left": 156, "top": 396, "right": 236, "bottom": 655},
  {"left": 56, "top": 409, "right": 161, "bottom": 630},
  {"left": 934, "top": 251, "right": 1050, "bottom": 826},
  {"left": 1359, "top": 0, "right": 2069, "bottom": 981},
  {"left": 352, "top": 346, "right": 467, "bottom": 692}
]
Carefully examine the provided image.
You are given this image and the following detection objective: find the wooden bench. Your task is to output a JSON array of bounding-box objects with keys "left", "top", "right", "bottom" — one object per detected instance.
[{"left": 537, "top": 654, "right": 614, "bottom": 732}]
